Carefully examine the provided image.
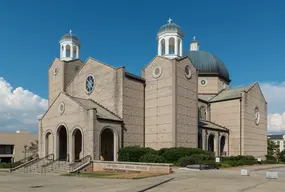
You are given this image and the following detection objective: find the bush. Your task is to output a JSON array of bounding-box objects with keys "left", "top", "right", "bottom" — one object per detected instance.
[
  {"left": 262, "top": 160, "right": 278, "bottom": 164},
  {"left": 118, "top": 146, "right": 157, "bottom": 162},
  {"left": 279, "top": 150, "right": 285, "bottom": 162},
  {"left": 139, "top": 154, "right": 165, "bottom": 163},
  {"left": 178, "top": 154, "right": 215, "bottom": 167},
  {"left": 161, "top": 147, "right": 211, "bottom": 163},
  {"left": 265, "top": 155, "right": 276, "bottom": 161}
]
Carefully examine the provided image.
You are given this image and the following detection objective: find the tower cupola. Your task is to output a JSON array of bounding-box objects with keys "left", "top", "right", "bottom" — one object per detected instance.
[
  {"left": 59, "top": 30, "right": 81, "bottom": 61},
  {"left": 157, "top": 18, "right": 184, "bottom": 59}
]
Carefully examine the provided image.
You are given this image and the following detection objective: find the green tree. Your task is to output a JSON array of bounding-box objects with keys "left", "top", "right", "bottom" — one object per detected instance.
[{"left": 267, "top": 138, "right": 279, "bottom": 158}]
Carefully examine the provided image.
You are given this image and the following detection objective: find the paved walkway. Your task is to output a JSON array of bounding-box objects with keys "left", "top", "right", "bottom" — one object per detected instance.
[{"left": 1, "top": 166, "right": 285, "bottom": 192}]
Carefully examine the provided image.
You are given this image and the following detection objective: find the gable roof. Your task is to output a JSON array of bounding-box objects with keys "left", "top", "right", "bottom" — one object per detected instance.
[
  {"left": 66, "top": 95, "right": 122, "bottom": 122},
  {"left": 199, "top": 120, "right": 229, "bottom": 132},
  {"left": 198, "top": 95, "right": 216, "bottom": 102},
  {"left": 268, "top": 134, "right": 285, "bottom": 140}
]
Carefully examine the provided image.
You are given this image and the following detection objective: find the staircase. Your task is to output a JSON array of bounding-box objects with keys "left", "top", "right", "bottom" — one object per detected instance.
[
  {"left": 11, "top": 154, "right": 92, "bottom": 175},
  {"left": 11, "top": 154, "right": 54, "bottom": 174}
]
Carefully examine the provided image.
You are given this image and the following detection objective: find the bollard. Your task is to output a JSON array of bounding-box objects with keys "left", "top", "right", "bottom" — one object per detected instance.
[
  {"left": 265, "top": 172, "right": 278, "bottom": 179},
  {"left": 240, "top": 169, "right": 250, "bottom": 176}
]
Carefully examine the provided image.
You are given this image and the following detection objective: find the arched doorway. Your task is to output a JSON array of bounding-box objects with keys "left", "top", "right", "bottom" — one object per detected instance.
[
  {"left": 100, "top": 128, "right": 114, "bottom": 161},
  {"left": 73, "top": 129, "right": 82, "bottom": 161},
  {"left": 198, "top": 133, "right": 203, "bottom": 149},
  {"left": 208, "top": 134, "right": 215, "bottom": 153},
  {"left": 57, "top": 126, "right": 68, "bottom": 160},
  {"left": 45, "top": 132, "right": 51, "bottom": 156},
  {"left": 220, "top": 136, "right": 226, "bottom": 156}
]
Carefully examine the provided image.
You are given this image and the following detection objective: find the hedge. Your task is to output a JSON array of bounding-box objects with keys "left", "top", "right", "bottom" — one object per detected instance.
[
  {"left": 118, "top": 146, "right": 157, "bottom": 162},
  {"left": 139, "top": 154, "right": 165, "bottom": 163}
]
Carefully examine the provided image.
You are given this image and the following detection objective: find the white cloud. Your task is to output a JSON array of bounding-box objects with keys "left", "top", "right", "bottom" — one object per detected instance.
[
  {"left": 0, "top": 77, "right": 48, "bottom": 133},
  {"left": 260, "top": 82, "right": 285, "bottom": 134}
]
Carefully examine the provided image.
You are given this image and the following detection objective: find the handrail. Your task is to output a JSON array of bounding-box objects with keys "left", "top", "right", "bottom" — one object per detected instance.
[
  {"left": 42, "top": 154, "right": 69, "bottom": 174},
  {"left": 10, "top": 153, "right": 38, "bottom": 168},
  {"left": 69, "top": 155, "right": 92, "bottom": 173},
  {"left": 10, "top": 153, "right": 54, "bottom": 172}
]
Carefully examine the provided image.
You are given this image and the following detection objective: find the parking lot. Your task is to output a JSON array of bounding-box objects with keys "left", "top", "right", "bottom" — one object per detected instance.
[{"left": 1, "top": 166, "right": 285, "bottom": 192}]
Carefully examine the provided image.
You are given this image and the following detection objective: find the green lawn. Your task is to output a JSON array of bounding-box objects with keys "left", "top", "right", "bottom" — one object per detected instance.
[{"left": 61, "top": 171, "right": 168, "bottom": 179}]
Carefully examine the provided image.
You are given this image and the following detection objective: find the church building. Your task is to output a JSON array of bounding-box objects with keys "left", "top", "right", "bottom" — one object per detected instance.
[{"left": 38, "top": 19, "right": 267, "bottom": 162}]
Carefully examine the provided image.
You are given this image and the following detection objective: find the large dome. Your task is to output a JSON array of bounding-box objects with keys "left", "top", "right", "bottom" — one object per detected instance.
[
  {"left": 185, "top": 50, "right": 230, "bottom": 82},
  {"left": 157, "top": 22, "right": 184, "bottom": 38}
]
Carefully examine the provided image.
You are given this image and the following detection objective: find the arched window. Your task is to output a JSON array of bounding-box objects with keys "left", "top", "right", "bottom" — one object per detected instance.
[
  {"left": 177, "top": 39, "right": 181, "bottom": 56},
  {"left": 169, "top": 37, "right": 175, "bottom": 54},
  {"left": 199, "top": 106, "right": 207, "bottom": 120},
  {"left": 160, "top": 39, "right": 165, "bottom": 55},
  {"left": 66, "top": 45, "right": 71, "bottom": 57},
  {"left": 73, "top": 46, "right": 77, "bottom": 58}
]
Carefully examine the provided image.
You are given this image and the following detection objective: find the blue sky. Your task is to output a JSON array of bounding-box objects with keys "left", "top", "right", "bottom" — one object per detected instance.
[{"left": 0, "top": 0, "right": 285, "bottom": 133}]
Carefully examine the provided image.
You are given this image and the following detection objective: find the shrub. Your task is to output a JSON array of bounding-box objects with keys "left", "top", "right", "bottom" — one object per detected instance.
[
  {"left": 178, "top": 154, "right": 215, "bottom": 167},
  {"left": 265, "top": 155, "right": 276, "bottom": 161},
  {"left": 139, "top": 154, "right": 165, "bottom": 163},
  {"left": 279, "top": 150, "right": 285, "bottom": 162},
  {"left": 161, "top": 147, "right": 211, "bottom": 163},
  {"left": 118, "top": 146, "right": 157, "bottom": 162}
]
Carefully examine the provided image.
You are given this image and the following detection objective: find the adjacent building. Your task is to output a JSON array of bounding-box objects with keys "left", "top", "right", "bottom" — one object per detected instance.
[
  {"left": 38, "top": 18, "right": 268, "bottom": 162},
  {"left": 0, "top": 131, "right": 38, "bottom": 162},
  {"left": 268, "top": 134, "right": 285, "bottom": 152}
]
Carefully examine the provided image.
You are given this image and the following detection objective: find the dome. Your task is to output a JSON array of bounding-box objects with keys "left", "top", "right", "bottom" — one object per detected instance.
[
  {"left": 60, "top": 33, "right": 80, "bottom": 45},
  {"left": 157, "top": 22, "right": 184, "bottom": 38},
  {"left": 185, "top": 50, "right": 230, "bottom": 82}
]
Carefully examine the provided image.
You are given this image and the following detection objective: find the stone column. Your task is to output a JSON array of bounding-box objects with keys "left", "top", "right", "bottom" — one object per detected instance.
[
  {"left": 179, "top": 39, "right": 182, "bottom": 56},
  {"left": 174, "top": 37, "right": 178, "bottom": 55},
  {"left": 158, "top": 40, "right": 161, "bottom": 56}
]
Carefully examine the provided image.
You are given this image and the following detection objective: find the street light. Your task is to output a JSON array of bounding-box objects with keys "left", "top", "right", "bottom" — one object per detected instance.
[{"left": 24, "top": 145, "right": 27, "bottom": 162}]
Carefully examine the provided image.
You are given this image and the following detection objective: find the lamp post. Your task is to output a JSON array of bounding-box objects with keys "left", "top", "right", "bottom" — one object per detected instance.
[{"left": 24, "top": 145, "right": 27, "bottom": 162}]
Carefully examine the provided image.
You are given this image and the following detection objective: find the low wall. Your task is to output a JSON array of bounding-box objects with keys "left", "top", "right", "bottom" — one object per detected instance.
[{"left": 93, "top": 161, "right": 172, "bottom": 174}]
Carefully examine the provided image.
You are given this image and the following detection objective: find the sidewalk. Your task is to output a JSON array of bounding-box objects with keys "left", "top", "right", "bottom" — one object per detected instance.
[{"left": 223, "top": 164, "right": 285, "bottom": 171}]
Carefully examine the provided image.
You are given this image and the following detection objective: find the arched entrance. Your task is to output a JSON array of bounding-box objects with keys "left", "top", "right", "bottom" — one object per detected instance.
[
  {"left": 57, "top": 126, "right": 68, "bottom": 160},
  {"left": 73, "top": 129, "right": 82, "bottom": 161},
  {"left": 45, "top": 132, "right": 51, "bottom": 156},
  {"left": 220, "top": 136, "right": 226, "bottom": 156},
  {"left": 100, "top": 128, "right": 114, "bottom": 161},
  {"left": 198, "top": 133, "right": 203, "bottom": 149},
  {"left": 208, "top": 134, "right": 215, "bottom": 153}
]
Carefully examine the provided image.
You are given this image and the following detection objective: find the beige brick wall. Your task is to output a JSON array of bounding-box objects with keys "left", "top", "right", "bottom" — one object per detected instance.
[
  {"left": 123, "top": 76, "right": 144, "bottom": 147},
  {"left": 40, "top": 93, "right": 96, "bottom": 160},
  {"left": 48, "top": 59, "right": 64, "bottom": 107},
  {"left": 63, "top": 59, "right": 84, "bottom": 90},
  {"left": 242, "top": 83, "right": 267, "bottom": 158},
  {"left": 198, "top": 77, "right": 228, "bottom": 95},
  {"left": 143, "top": 57, "right": 174, "bottom": 149},
  {"left": 175, "top": 58, "right": 198, "bottom": 148},
  {"left": 66, "top": 58, "right": 124, "bottom": 117},
  {"left": 210, "top": 99, "right": 241, "bottom": 156}
]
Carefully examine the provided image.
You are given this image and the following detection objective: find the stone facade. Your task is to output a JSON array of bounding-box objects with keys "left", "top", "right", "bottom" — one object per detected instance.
[{"left": 38, "top": 22, "right": 268, "bottom": 162}]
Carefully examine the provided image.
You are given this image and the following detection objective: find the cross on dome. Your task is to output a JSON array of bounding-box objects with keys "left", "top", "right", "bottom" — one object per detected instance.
[
  {"left": 167, "top": 17, "right": 172, "bottom": 23},
  {"left": 69, "top": 29, "right": 72, "bottom": 34},
  {"left": 193, "top": 36, "right": 196, "bottom": 40}
]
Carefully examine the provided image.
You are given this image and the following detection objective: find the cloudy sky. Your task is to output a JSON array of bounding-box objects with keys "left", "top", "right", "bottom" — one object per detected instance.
[{"left": 0, "top": 0, "right": 285, "bottom": 134}]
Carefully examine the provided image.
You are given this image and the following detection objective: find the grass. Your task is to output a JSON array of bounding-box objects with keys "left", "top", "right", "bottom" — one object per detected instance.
[{"left": 61, "top": 171, "right": 168, "bottom": 179}]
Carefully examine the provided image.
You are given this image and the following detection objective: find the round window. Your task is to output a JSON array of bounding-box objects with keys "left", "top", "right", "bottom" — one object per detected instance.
[
  {"left": 254, "top": 106, "right": 260, "bottom": 125},
  {"left": 152, "top": 66, "right": 163, "bottom": 79},
  {"left": 200, "top": 79, "right": 207, "bottom": 86},
  {"left": 86, "top": 75, "right": 95, "bottom": 94},
  {"left": 58, "top": 102, "right": 65, "bottom": 115},
  {"left": 54, "top": 67, "right": 58, "bottom": 76},
  {"left": 185, "top": 65, "right": 192, "bottom": 79}
]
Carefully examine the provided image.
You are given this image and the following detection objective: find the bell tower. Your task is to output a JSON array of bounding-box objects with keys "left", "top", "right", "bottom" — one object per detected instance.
[
  {"left": 157, "top": 18, "right": 184, "bottom": 59},
  {"left": 59, "top": 30, "right": 81, "bottom": 61}
]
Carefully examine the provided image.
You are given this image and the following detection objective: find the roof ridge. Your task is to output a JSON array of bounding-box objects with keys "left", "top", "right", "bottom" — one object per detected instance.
[
  {"left": 208, "top": 88, "right": 226, "bottom": 102},
  {"left": 89, "top": 99, "right": 123, "bottom": 120},
  {"left": 202, "top": 120, "right": 228, "bottom": 130}
]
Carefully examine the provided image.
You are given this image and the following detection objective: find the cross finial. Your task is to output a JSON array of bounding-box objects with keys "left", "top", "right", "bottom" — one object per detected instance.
[
  {"left": 69, "top": 29, "right": 72, "bottom": 34},
  {"left": 167, "top": 17, "right": 172, "bottom": 23},
  {"left": 193, "top": 36, "right": 196, "bottom": 40}
]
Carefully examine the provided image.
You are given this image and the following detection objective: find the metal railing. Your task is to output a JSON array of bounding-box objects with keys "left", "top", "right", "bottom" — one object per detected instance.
[
  {"left": 42, "top": 154, "right": 69, "bottom": 174},
  {"left": 69, "top": 155, "right": 92, "bottom": 173},
  {"left": 10, "top": 153, "right": 54, "bottom": 172},
  {"left": 10, "top": 153, "right": 38, "bottom": 170}
]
